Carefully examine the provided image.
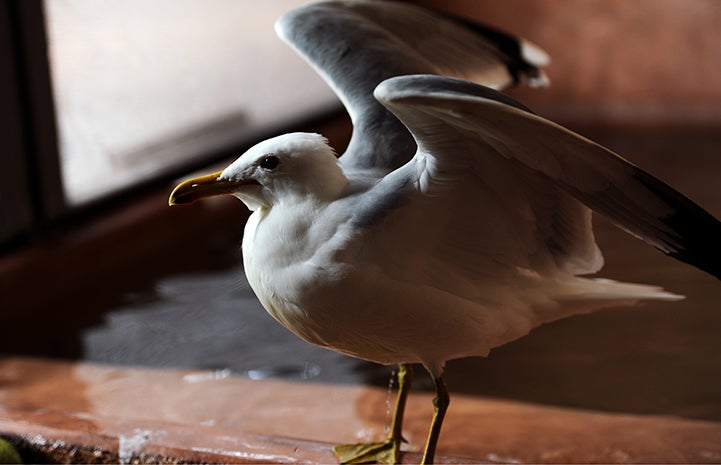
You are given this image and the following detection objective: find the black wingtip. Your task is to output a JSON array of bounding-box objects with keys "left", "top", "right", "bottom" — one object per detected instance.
[
  {"left": 660, "top": 206, "right": 721, "bottom": 281},
  {"left": 630, "top": 171, "right": 721, "bottom": 281},
  {"left": 440, "top": 12, "right": 550, "bottom": 87}
]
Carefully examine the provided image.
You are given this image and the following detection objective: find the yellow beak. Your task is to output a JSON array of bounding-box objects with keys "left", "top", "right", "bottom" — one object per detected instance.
[{"left": 168, "top": 171, "right": 254, "bottom": 206}]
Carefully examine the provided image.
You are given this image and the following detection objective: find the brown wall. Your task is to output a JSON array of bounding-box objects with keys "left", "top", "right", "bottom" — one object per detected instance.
[{"left": 413, "top": 0, "right": 721, "bottom": 126}]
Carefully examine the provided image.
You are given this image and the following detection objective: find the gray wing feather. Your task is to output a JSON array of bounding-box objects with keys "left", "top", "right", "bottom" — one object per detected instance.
[
  {"left": 375, "top": 74, "right": 721, "bottom": 280},
  {"left": 275, "top": 0, "right": 548, "bottom": 173}
]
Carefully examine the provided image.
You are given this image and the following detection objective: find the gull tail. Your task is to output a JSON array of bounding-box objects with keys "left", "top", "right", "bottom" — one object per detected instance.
[
  {"left": 539, "top": 277, "right": 684, "bottom": 323},
  {"left": 562, "top": 277, "right": 683, "bottom": 302}
]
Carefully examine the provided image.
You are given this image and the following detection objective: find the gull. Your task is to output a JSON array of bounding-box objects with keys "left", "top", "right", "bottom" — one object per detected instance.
[{"left": 169, "top": 1, "right": 721, "bottom": 463}]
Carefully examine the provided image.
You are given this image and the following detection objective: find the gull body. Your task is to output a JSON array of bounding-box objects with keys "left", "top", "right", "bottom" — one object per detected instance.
[
  {"left": 170, "top": 1, "right": 721, "bottom": 463},
  {"left": 222, "top": 132, "right": 680, "bottom": 378}
]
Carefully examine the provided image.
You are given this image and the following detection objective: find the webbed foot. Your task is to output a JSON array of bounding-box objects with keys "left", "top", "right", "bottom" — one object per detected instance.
[
  {"left": 333, "top": 437, "right": 402, "bottom": 464},
  {"left": 334, "top": 364, "right": 414, "bottom": 464}
]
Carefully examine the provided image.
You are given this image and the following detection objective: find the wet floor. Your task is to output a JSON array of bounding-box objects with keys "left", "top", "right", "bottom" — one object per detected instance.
[{"left": 81, "top": 258, "right": 373, "bottom": 384}]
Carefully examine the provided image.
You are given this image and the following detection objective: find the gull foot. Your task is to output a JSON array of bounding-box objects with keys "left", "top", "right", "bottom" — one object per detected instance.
[{"left": 333, "top": 438, "right": 402, "bottom": 464}]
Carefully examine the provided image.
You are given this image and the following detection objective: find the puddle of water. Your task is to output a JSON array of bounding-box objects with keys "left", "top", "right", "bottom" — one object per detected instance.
[{"left": 81, "top": 263, "right": 379, "bottom": 385}]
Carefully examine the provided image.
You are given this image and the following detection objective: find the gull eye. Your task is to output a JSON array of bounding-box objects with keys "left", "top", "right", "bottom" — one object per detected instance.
[{"left": 260, "top": 155, "right": 280, "bottom": 171}]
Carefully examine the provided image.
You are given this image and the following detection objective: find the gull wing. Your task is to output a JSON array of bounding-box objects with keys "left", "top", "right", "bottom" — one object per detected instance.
[
  {"left": 275, "top": 0, "right": 548, "bottom": 173},
  {"left": 371, "top": 75, "right": 721, "bottom": 280}
]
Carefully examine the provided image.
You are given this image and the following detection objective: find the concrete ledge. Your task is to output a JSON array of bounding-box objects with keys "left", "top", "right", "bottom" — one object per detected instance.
[{"left": 1, "top": 356, "right": 721, "bottom": 463}]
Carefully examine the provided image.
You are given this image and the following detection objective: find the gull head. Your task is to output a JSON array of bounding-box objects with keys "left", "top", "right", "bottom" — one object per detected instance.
[{"left": 169, "top": 132, "right": 347, "bottom": 210}]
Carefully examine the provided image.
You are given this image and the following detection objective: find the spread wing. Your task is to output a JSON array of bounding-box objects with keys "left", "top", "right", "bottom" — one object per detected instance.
[
  {"left": 275, "top": 0, "right": 548, "bottom": 174},
  {"left": 365, "top": 75, "right": 721, "bottom": 282}
]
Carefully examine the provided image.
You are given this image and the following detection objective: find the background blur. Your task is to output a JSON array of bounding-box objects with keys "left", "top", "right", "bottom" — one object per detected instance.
[
  {"left": 2, "top": 0, "right": 721, "bottom": 423},
  {"left": 420, "top": 0, "right": 721, "bottom": 126}
]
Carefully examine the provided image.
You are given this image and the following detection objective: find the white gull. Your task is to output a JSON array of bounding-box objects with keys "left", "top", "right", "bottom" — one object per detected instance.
[{"left": 169, "top": 1, "right": 721, "bottom": 463}]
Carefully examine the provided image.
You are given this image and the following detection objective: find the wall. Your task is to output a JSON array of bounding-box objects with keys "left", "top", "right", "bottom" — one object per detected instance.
[{"left": 414, "top": 0, "right": 721, "bottom": 126}]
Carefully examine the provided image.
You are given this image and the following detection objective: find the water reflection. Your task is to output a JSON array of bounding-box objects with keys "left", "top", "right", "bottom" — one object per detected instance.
[
  {"left": 247, "top": 362, "right": 322, "bottom": 381},
  {"left": 82, "top": 262, "right": 384, "bottom": 385}
]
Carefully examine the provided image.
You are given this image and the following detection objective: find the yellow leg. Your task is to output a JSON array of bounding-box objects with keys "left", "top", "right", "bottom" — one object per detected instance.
[
  {"left": 333, "top": 363, "right": 414, "bottom": 464},
  {"left": 420, "top": 374, "right": 449, "bottom": 465}
]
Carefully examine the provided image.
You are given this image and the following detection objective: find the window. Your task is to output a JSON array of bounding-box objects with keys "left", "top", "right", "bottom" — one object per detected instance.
[{"left": 1, "top": 0, "right": 339, "bottom": 242}]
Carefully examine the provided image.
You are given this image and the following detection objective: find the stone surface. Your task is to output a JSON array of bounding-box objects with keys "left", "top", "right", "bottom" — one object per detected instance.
[{"left": 1, "top": 357, "right": 721, "bottom": 463}]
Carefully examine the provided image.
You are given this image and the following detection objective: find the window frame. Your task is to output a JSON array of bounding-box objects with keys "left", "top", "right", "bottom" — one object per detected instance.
[{"left": 1, "top": 0, "right": 63, "bottom": 243}]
